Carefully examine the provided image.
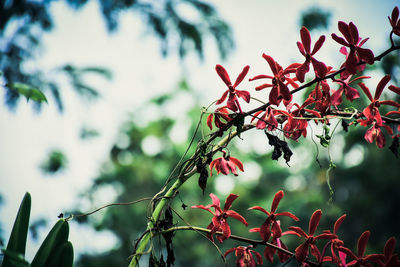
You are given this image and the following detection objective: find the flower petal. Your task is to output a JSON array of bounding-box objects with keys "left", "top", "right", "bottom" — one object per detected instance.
[
  {"left": 233, "top": 65, "right": 250, "bottom": 88},
  {"left": 375, "top": 74, "right": 391, "bottom": 100},
  {"left": 271, "top": 190, "right": 284, "bottom": 213},
  {"left": 262, "top": 54, "right": 278, "bottom": 75},
  {"left": 295, "top": 241, "right": 310, "bottom": 263},
  {"left": 334, "top": 214, "right": 347, "bottom": 234},
  {"left": 300, "top": 26, "right": 311, "bottom": 53},
  {"left": 224, "top": 194, "right": 239, "bottom": 211},
  {"left": 276, "top": 211, "right": 299, "bottom": 221},
  {"left": 309, "top": 209, "right": 322, "bottom": 236},
  {"left": 229, "top": 157, "right": 244, "bottom": 172},
  {"left": 311, "top": 35, "right": 326, "bottom": 55},
  {"left": 236, "top": 89, "right": 251, "bottom": 103},
  {"left": 226, "top": 210, "right": 249, "bottom": 226},
  {"left": 216, "top": 64, "right": 232, "bottom": 87},
  {"left": 338, "top": 21, "right": 352, "bottom": 43},
  {"left": 357, "top": 230, "right": 370, "bottom": 258}
]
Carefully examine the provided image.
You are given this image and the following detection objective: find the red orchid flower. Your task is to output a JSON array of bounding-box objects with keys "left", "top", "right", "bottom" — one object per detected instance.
[
  {"left": 389, "top": 6, "right": 400, "bottom": 36},
  {"left": 296, "top": 26, "right": 328, "bottom": 83},
  {"left": 321, "top": 214, "right": 347, "bottom": 265},
  {"left": 209, "top": 150, "right": 244, "bottom": 176},
  {"left": 288, "top": 209, "right": 336, "bottom": 263},
  {"left": 338, "top": 231, "right": 383, "bottom": 267},
  {"left": 191, "top": 193, "right": 248, "bottom": 243},
  {"left": 215, "top": 64, "right": 251, "bottom": 113},
  {"left": 206, "top": 106, "right": 232, "bottom": 130},
  {"left": 249, "top": 54, "right": 300, "bottom": 106},
  {"left": 358, "top": 75, "right": 400, "bottom": 148},
  {"left": 251, "top": 106, "right": 278, "bottom": 130},
  {"left": 311, "top": 80, "right": 332, "bottom": 114},
  {"left": 331, "top": 75, "right": 370, "bottom": 106},
  {"left": 224, "top": 245, "right": 263, "bottom": 267},
  {"left": 250, "top": 222, "right": 294, "bottom": 263},
  {"left": 278, "top": 97, "right": 321, "bottom": 141},
  {"left": 331, "top": 21, "right": 374, "bottom": 74},
  {"left": 248, "top": 190, "right": 299, "bottom": 242}
]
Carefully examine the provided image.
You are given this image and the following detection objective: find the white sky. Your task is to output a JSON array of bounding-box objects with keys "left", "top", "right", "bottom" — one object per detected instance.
[{"left": 0, "top": 0, "right": 398, "bottom": 260}]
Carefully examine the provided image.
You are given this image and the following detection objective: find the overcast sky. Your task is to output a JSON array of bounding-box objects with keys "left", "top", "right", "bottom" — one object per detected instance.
[{"left": 0, "top": 0, "right": 398, "bottom": 260}]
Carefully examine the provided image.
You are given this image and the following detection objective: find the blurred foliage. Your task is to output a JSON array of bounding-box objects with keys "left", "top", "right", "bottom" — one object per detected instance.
[
  {"left": 0, "top": 0, "right": 233, "bottom": 111},
  {"left": 40, "top": 149, "right": 68, "bottom": 175},
  {"left": 71, "top": 76, "right": 400, "bottom": 266},
  {"left": 300, "top": 6, "right": 331, "bottom": 31},
  {"left": 80, "top": 126, "right": 100, "bottom": 140}
]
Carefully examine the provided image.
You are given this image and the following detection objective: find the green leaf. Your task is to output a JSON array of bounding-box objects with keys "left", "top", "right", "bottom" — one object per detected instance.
[
  {"left": 31, "top": 219, "right": 70, "bottom": 267},
  {"left": 1, "top": 192, "right": 31, "bottom": 267},
  {"left": 9, "top": 82, "right": 48, "bottom": 104},
  {"left": 45, "top": 241, "right": 74, "bottom": 267}
]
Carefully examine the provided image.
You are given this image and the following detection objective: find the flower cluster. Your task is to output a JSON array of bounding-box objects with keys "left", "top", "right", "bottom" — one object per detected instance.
[
  {"left": 192, "top": 191, "right": 399, "bottom": 267},
  {"left": 205, "top": 6, "right": 400, "bottom": 158}
]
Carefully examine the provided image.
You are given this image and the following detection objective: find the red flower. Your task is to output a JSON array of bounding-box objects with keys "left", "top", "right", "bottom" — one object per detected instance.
[
  {"left": 311, "top": 80, "right": 332, "bottom": 114},
  {"left": 389, "top": 6, "right": 400, "bottom": 36},
  {"left": 224, "top": 245, "right": 263, "bottom": 267},
  {"left": 331, "top": 75, "right": 370, "bottom": 106},
  {"left": 296, "top": 26, "right": 328, "bottom": 83},
  {"left": 206, "top": 106, "right": 232, "bottom": 130},
  {"left": 331, "top": 21, "right": 374, "bottom": 74},
  {"left": 251, "top": 106, "right": 278, "bottom": 130},
  {"left": 338, "top": 231, "right": 383, "bottom": 267},
  {"left": 358, "top": 75, "right": 400, "bottom": 148},
  {"left": 191, "top": 193, "right": 248, "bottom": 243},
  {"left": 321, "top": 214, "right": 347, "bottom": 265},
  {"left": 288, "top": 209, "right": 336, "bottom": 263},
  {"left": 209, "top": 151, "right": 244, "bottom": 176},
  {"left": 248, "top": 190, "right": 299, "bottom": 242},
  {"left": 249, "top": 54, "right": 300, "bottom": 106},
  {"left": 250, "top": 222, "right": 294, "bottom": 263},
  {"left": 215, "top": 64, "right": 251, "bottom": 113}
]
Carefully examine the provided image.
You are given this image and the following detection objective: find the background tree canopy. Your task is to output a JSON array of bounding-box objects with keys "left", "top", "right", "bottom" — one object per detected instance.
[{"left": 1, "top": 1, "right": 399, "bottom": 266}]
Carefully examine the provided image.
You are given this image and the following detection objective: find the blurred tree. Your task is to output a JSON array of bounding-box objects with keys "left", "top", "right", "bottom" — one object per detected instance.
[
  {"left": 0, "top": 0, "right": 234, "bottom": 111},
  {"left": 300, "top": 6, "right": 331, "bottom": 31}
]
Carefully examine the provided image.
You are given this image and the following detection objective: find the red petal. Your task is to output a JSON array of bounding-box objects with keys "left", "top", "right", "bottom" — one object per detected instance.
[
  {"left": 209, "top": 193, "right": 221, "bottom": 209},
  {"left": 262, "top": 54, "right": 278, "bottom": 75},
  {"left": 252, "top": 250, "right": 263, "bottom": 265},
  {"left": 255, "top": 83, "right": 272, "bottom": 91},
  {"left": 311, "top": 35, "right": 326, "bottom": 55},
  {"left": 338, "top": 246, "right": 358, "bottom": 260},
  {"left": 295, "top": 241, "right": 310, "bottom": 262},
  {"left": 338, "top": 21, "right": 352, "bottom": 43},
  {"left": 191, "top": 205, "right": 215, "bottom": 215},
  {"left": 391, "top": 7, "right": 399, "bottom": 27},
  {"left": 297, "top": 41, "right": 306, "bottom": 56},
  {"left": 375, "top": 74, "right": 391, "bottom": 100},
  {"left": 344, "top": 85, "right": 360, "bottom": 101},
  {"left": 216, "top": 90, "right": 229, "bottom": 105},
  {"left": 264, "top": 246, "right": 275, "bottom": 262},
  {"left": 224, "top": 247, "right": 236, "bottom": 257},
  {"left": 271, "top": 190, "right": 284, "bottom": 213},
  {"left": 332, "top": 33, "right": 349, "bottom": 46},
  {"left": 249, "top": 74, "right": 273, "bottom": 81},
  {"left": 331, "top": 87, "right": 344, "bottom": 106},
  {"left": 233, "top": 65, "right": 250, "bottom": 88},
  {"left": 309, "top": 209, "right": 322, "bottom": 235},
  {"left": 358, "top": 82, "right": 374, "bottom": 102},
  {"left": 269, "top": 86, "right": 280, "bottom": 106},
  {"left": 236, "top": 90, "right": 251, "bottom": 103},
  {"left": 248, "top": 206, "right": 270, "bottom": 215},
  {"left": 315, "top": 233, "right": 337, "bottom": 240},
  {"left": 384, "top": 237, "right": 396, "bottom": 259},
  {"left": 229, "top": 157, "right": 244, "bottom": 172},
  {"left": 296, "top": 61, "right": 310, "bottom": 83},
  {"left": 345, "top": 50, "right": 358, "bottom": 74},
  {"left": 300, "top": 26, "right": 311, "bottom": 53},
  {"left": 388, "top": 85, "right": 400, "bottom": 95},
  {"left": 276, "top": 211, "right": 299, "bottom": 221},
  {"left": 334, "top": 214, "right": 347, "bottom": 234},
  {"left": 226, "top": 210, "right": 249, "bottom": 226},
  {"left": 215, "top": 64, "right": 232, "bottom": 87},
  {"left": 356, "top": 47, "right": 374, "bottom": 65},
  {"left": 349, "top": 22, "right": 359, "bottom": 44},
  {"left": 206, "top": 113, "right": 213, "bottom": 130},
  {"left": 224, "top": 194, "right": 239, "bottom": 211},
  {"left": 288, "top": 226, "right": 308, "bottom": 238},
  {"left": 311, "top": 57, "right": 328, "bottom": 78},
  {"left": 357, "top": 230, "right": 370, "bottom": 257}
]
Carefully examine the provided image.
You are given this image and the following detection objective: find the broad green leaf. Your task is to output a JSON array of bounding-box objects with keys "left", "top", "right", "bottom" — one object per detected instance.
[
  {"left": 1, "top": 192, "right": 31, "bottom": 267},
  {"left": 31, "top": 220, "right": 69, "bottom": 267},
  {"left": 45, "top": 241, "right": 74, "bottom": 267},
  {"left": 9, "top": 82, "right": 48, "bottom": 103}
]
